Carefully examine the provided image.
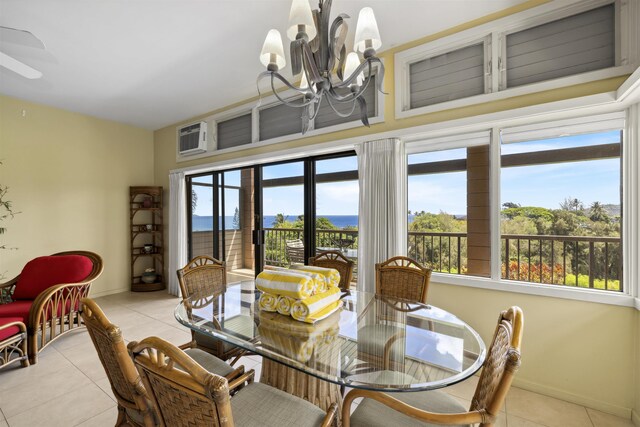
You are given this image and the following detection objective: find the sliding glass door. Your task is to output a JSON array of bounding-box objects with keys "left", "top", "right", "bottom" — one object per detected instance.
[
  {"left": 186, "top": 151, "right": 358, "bottom": 283},
  {"left": 187, "top": 168, "right": 256, "bottom": 282}
]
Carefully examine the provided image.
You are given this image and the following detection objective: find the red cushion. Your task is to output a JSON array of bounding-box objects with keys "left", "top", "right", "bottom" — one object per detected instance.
[
  {"left": 0, "top": 301, "right": 32, "bottom": 323},
  {"left": 12, "top": 255, "right": 93, "bottom": 300},
  {"left": 0, "top": 317, "right": 24, "bottom": 341}
]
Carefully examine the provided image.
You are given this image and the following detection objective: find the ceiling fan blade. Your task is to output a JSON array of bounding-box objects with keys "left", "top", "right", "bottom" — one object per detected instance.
[
  {"left": 0, "top": 26, "right": 45, "bottom": 49},
  {"left": 0, "top": 51, "right": 42, "bottom": 79}
]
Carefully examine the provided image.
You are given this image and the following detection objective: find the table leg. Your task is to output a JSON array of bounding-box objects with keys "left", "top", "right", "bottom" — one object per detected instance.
[{"left": 260, "top": 357, "right": 342, "bottom": 425}]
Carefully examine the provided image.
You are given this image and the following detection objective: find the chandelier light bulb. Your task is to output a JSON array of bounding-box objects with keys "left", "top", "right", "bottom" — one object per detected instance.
[
  {"left": 343, "top": 52, "right": 364, "bottom": 86},
  {"left": 260, "top": 29, "right": 286, "bottom": 71},
  {"left": 287, "top": 0, "right": 317, "bottom": 41},
  {"left": 299, "top": 72, "right": 314, "bottom": 92},
  {"left": 354, "top": 7, "right": 382, "bottom": 57}
]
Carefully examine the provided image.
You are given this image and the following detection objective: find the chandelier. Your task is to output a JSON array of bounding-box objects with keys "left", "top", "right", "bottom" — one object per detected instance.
[{"left": 258, "top": 0, "right": 385, "bottom": 134}]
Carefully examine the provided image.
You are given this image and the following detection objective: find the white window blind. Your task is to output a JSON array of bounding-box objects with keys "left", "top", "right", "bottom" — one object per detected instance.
[
  {"left": 506, "top": 4, "right": 615, "bottom": 88},
  {"left": 259, "top": 100, "right": 303, "bottom": 141},
  {"left": 314, "top": 75, "right": 377, "bottom": 129},
  {"left": 217, "top": 113, "right": 252, "bottom": 150},
  {"left": 409, "top": 42, "right": 485, "bottom": 109}
]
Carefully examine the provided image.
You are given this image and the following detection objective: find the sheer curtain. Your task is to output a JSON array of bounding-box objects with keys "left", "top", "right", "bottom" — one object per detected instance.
[
  {"left": 168, "top": 171, "right": 188, "bottom": 296},
  {"left": 356, "top": 138, "right": 407, "bottom": 293}
]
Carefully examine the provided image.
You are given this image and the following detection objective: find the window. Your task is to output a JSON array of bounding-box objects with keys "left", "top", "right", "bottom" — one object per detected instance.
[
  {"left": 409, "top": 43, "right": 486, "bottom": 109},
  {"left": 500, "top": 126, "right": 622, "bottom": 292},
  {"left": 217, "top": 113, "right": 252, "bottom": 150},
  {"left": 407, "top": 133, "right": 491, "bottom": 278},
  {"left": 505, "top": 4, "right": 615, "bottom": 88},
  {"left": 395, "top": 1, "right": 630, "bottom": 119},
  {"left": 259, "top": 99, "right": 304, "bottom": 141},
  {"left": 314, "top": 76, "right": 377, "bottom": 129}
]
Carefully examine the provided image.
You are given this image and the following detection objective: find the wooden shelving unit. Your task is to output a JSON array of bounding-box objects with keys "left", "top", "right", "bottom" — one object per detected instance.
[{"left": 130, "top": 186, "right": 165, "bottom": 292}]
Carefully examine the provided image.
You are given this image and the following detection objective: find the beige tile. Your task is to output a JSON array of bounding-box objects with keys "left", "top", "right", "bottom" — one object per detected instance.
[
  {"left": 49, "top": 327, "right": 92, "bottom": 351},
  {"left": 95, "top": 377, "right": 117, "bottom": 402},
  {"left": 57, "top": 342, "right": 107, "bottom": 381},
  {"left": 0, "top": 364, "right": 92, "bottom": 418},
  {"left": 0, "top": 418, "right": 6, "bottom": 427},
  {"left": 506, "top": 414, "right": 549, "bottom": 427},
  {"left": 76, "top": 406, "right": 120, "bottom": 427},
  {"left": 506, "top": 387, "right": 592, "bottom": 427},
  {"left": 0, "top": 347, "right": 73, "bottom": 392},
  {"left": 445, "top": 374, "right": 478, "bottom": 400},
  {"left": 587, "top": 408, "right": 635, "bottom": 427},
  {"left": 6, "top": 383, "right": 115, "bottom": 427}
]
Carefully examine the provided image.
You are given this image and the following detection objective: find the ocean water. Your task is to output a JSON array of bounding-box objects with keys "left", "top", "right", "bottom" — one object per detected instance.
[{"left": 192, "top": 214, "right": 418, "bottom": 231}]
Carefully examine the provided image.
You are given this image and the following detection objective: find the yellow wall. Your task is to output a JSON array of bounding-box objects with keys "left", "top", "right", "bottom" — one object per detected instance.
[
  {"left": 428, "top": 283, "right": 636, "bottom": 417},
  {"left": 0, "top": 95, "right": 154, "bottom": 296},
  {"left": 151, "top": 0, "right": 638, "bottom": 419}
]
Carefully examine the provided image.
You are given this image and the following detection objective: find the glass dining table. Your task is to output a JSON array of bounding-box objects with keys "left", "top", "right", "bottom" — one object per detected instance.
[{"left": 175, "top": 281, "right": 486, "bottom": 418}]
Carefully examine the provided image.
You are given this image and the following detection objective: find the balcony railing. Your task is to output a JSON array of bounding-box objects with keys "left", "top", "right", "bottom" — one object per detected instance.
[{"left": 264, "top": 227, "right": 622, "bottom": 292}]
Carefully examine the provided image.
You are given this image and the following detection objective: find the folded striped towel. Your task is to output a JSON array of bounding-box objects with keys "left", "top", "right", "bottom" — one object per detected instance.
[
  {"left": 295, "top": 301, "right": 342, "bottom": 324},
  {"left": 256, "top": 270, "right": 316, "bottom": 299},
  {"left": 276, "top": 295, "right": 295, "bottom": 316},
  {"left": 290, "top": 265, "right": 340, "bottom": 289},
  {"left": 258, "top": 309, "right": 341, "bottom": 361},
  {"left": 258, "top": 293, "right": 278, "bottom": 312},
  {"left": 291, "top": 287, "right": 342, "bottom": 323}
]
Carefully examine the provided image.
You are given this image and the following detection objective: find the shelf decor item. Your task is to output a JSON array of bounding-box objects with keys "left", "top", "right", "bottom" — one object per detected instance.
[{"left": 130, "top": 186, "right": 164, "bottom": 292}]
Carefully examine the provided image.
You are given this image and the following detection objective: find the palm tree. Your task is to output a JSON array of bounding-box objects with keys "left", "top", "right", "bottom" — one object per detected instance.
[{"left": 589, "top": 201, "right": 610, "bottom": 223}]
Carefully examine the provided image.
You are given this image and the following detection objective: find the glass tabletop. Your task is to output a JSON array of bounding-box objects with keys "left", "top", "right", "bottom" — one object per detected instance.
[{"left": 175, "top": 281, "right": 486, "bottom": 392}]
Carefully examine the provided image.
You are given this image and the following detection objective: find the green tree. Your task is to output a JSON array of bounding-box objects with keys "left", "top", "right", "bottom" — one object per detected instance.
[
  {"left": 191, "top": 189, "right": 198, "bottom": 212},
  {"left": 588, "top": 201, "right": 610, "bottom": 223},
  {"left": 560, "top": 197, "right": 584, "bottom": 213}
]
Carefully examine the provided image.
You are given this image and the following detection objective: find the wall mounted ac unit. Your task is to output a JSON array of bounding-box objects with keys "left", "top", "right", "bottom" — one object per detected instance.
[{"left": 177, "top": 121, "right": 207, "bottom": 156}]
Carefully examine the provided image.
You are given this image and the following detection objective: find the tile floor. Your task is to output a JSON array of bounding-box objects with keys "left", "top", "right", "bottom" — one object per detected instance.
[{"left": 0, "top": 290, "right": 635, "bottom": 427}]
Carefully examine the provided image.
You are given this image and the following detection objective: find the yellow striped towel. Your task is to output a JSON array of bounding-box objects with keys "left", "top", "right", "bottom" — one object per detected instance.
[
  {"left": 258, "top": 293, "right": 278, "bottom": 312},
  {"left": 290, "top": 265, "right": 340, "bottom": 289},
  {"left": 256, "top": 269, "right": 316, "bottom": 299},
  {"left": 294, "top": 301, "right": 342, "bottom": 324},
  {"left": 276, "top": 295, "right": 295, "bottom": 316},
  {"left": 291, "top": 287, "right": 342, "bottom": 323}
]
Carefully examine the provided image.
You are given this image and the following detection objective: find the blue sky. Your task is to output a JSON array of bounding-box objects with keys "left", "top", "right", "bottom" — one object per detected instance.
[{"left": 193, "top": 131, "right": 621, "bottom": 217}]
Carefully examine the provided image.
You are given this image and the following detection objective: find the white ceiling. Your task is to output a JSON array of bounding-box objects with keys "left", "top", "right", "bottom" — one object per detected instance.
[{"left": 0, "top": 0, "right": 527, "bottom": 130}]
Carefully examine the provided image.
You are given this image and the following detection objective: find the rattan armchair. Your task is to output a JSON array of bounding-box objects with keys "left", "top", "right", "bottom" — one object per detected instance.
[
  {"left": 128, "top": 337, "right": 338, "bottom": 427},
  {"left": 342, "top": 306, "right": 524, "bottom": 427},
  {"left": 309, "top": 250, "right": 355, "bottom": 292},
  {"left": 81, "top": 298, "right": 246, "bottom": 427},
  {"left": 0, "top": 250, "right": 103, "bottom": 364},
  {"left": 80, "top": 298, "right": 156, "bottom": 427},
  {"left": 375, "top": 256, "right": 431, "bottom": 304},
  {"left": 177, "top": 256, "right": 245, "bottom": 363}
]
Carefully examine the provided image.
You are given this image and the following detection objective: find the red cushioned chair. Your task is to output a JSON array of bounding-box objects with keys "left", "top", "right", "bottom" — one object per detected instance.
[
  {"left": 0, "top": 317, "right": 29, "bottom": 369},
  {"left": 0, "top": 250, "right": 103, "bottom": 364}
]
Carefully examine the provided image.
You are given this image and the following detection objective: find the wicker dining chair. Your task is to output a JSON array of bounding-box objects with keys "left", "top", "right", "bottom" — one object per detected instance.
[
  {"left": 285, "top": 239, "right": 305, "bottom": 265},
  {"left": 309, "top": 250, "right": 355, "bottom": 292},
  {"left": 128, "top": 336, "right": 338, "bottom": 427},
  {"left": 375, "top": 256, "right": 432, "bottom": 304},
  {"left": 177, "top": 255, "right": 246, "bottom": 363},
  {"left": 81, "top": 298, "right": 244, "bottom": 427},
  {"left": 342, "top": 306, "right": 524, "bottom": 427}
]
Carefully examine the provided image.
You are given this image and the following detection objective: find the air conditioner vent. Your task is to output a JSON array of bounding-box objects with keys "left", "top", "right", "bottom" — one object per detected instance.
[{"left": 178, "top": 121, "right": 207, "bottom": 156}]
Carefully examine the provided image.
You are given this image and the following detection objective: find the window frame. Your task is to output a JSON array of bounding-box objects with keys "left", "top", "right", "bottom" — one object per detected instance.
[
  {"left": 395, "top": 0, "right": 637, "bottom": 120},
  {"left": 176, "top": 63, "right": 385, "bottom": 163},
  {"left": 404, "top": 111, "right": 633, "bottom": 306}
]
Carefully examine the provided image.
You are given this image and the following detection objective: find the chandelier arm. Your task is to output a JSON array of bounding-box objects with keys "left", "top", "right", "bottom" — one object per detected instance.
[
  {"left": 334, "top": 59, "right": 373, "bottom": 89},
  {"left": 327, "top": 63, "right": 374, "bottom": 103},
  {"left": 357, "top": 96, "right": 370, "bottom": 127},
  {"left": 269, "top": 73, "right": 317, "bottom": 107},
  {"left": 291, "top": 39, "right": 304, "bottom": 76},
  {"left": 317, "top": 0, "right": 333, "bottom": 72},
  {"left": 325, "top": 93, "right": 358, "bottom": 118},
  {"left": 300, "top": 40, "right": 323, "bottom": 84},
  {"left": 327, "top": 13, "right": 349, "bottom": 78}
]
